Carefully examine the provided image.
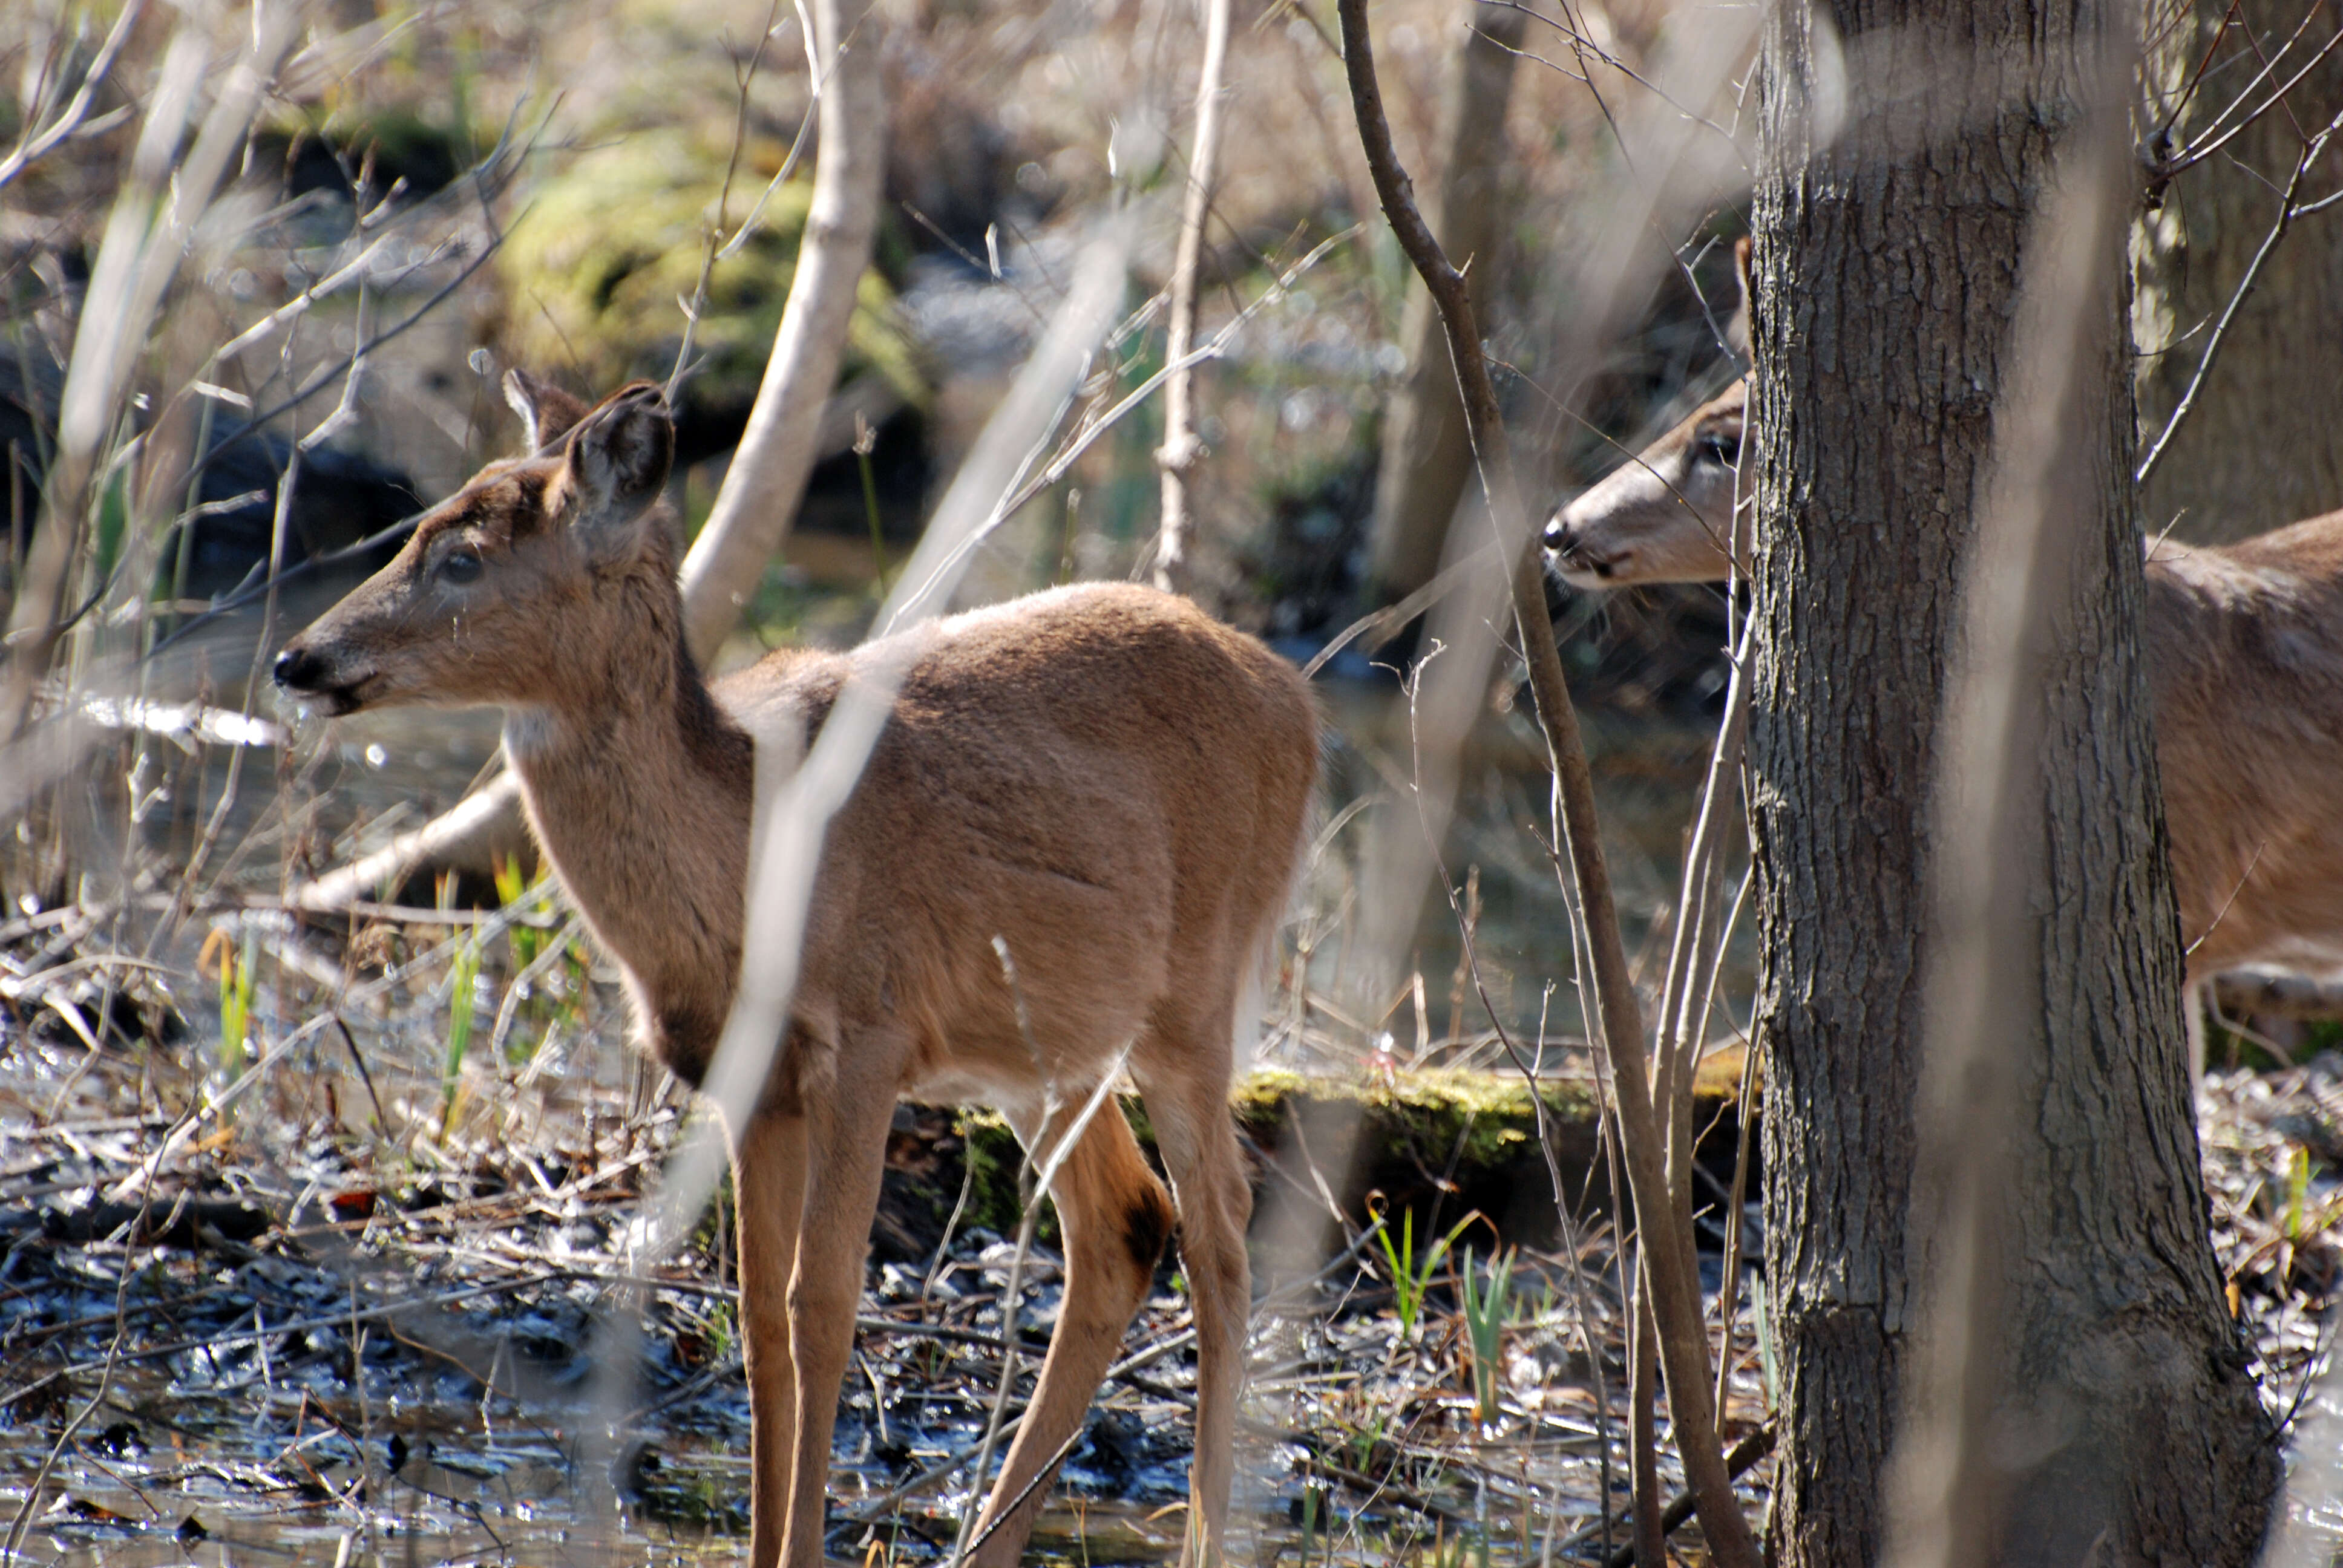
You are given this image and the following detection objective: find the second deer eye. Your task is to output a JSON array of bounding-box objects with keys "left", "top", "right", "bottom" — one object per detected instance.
[
  {"left": 439, "top": 552, "right": 483, "bottom": 584},
  {"left": 1698, "top": 430, "right": 1741, "bottom": 466}
]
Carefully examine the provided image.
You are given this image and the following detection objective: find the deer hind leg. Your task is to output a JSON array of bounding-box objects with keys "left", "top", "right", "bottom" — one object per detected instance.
[
  {"left": 776, "top": 1063, "right": 897, "bottom": 1568},
  {"left": 727, "top": 1105, "right": 807, "bottom": 1568},
  {"left": 1132, "top": 1007, "right": 1253, "bottom": 1568},
  {"left": 968, "top": 1100, "right": 1174, "bottom": 1567}
]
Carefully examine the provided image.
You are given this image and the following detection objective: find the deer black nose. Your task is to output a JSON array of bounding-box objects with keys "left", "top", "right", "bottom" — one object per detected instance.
[{"left": 274, "top": 645, "right": 324, "bottom": 690}]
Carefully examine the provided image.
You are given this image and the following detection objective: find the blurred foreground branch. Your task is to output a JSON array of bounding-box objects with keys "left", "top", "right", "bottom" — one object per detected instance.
[
  {"left": 0, "top": 0, "right": 146, "bottom": 195},
  {"left": 1881, "top": 100, "right": 2123, "bottom": 1568}
]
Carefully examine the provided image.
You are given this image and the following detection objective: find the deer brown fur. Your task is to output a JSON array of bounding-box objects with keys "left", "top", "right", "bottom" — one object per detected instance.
[
  {"left": 275, "top": 375, "right": 1318, "bottom": 1567},
  {"left": 1542, "top": 370, "right": 2343, "bottom": 987}
]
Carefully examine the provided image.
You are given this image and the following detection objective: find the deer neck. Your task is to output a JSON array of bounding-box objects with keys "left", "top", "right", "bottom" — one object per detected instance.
[{"left": 500, "top": 567, "right": 753, "bottom": 1087}]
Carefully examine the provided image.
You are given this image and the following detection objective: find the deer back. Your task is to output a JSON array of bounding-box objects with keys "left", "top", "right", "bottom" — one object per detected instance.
[
  {"left": 735, "top": 583, "right": 1319, "bottom": 1110},
  {"left": 2146, "top": 517, "right": 2343, "bottom": 974}
]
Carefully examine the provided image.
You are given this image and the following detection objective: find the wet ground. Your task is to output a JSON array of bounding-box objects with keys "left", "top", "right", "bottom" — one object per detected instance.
[
  {"left": 15, "top": 619, "right": 2343, "bottom": 1564},
  {"left": 10, "top": 897, "right": 2343, "bottom": 1567},
  {"left": 0, "top": 1039, "right": 1689, "bottom": 1567},
  {"left": 0, "top": 645, "right": 1744, "bottom": 1565}
]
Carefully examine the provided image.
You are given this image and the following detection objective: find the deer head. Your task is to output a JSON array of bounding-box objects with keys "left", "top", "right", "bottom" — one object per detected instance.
[
  {"left": 1541, "top": 380, "right": 1745, "bottom": 589},
  {"left": 1542, "top": 237, "right": 1753, "bottom": 590},
  {"left": 274, "top": 374, "right": 678, "bottom": 718}
]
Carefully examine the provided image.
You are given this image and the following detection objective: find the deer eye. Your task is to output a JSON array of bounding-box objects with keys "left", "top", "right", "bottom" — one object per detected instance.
[
  {"left": 1697, "top": 429, "right": 1741, "bottom": 466},
  {"left": 438, "top": 551, "right": 483, "bottom": 585}
]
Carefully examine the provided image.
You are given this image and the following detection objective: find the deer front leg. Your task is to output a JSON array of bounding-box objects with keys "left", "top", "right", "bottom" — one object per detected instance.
[
  {"left": 778, "top": 1069, "right": 896, "bottom": 1568},
  {"left": 728, "top": 1107, "right": 808, "bottom": 1568}
]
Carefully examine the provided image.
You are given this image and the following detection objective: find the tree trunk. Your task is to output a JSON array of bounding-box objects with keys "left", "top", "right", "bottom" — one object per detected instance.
[
  {"left": 1362, "top": 0, "right": 1524, "bottom": 601},
  {"left": 2136, "top": 0, "right": 2343, "bottom": 543},
  {"left": 1749, "top": 0, "right": 2277, "bottom": 1560}
]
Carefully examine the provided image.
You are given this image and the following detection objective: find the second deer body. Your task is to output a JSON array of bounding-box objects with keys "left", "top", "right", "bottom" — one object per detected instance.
[
  {"left": 1544, "top": 373, "right": 2343, "bottom": 986},
  {"left": 276, "top": 377, "right": 1317, "bottom": 1567}
]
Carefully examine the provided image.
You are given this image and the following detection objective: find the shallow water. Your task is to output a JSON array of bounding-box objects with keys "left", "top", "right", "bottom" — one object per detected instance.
[
  {"left": 5, "top": 1361, "right": 1191, "bottom": 1566},
  {"left": 0, "top": 1267, "right": 1645, "bottom": 1568}
]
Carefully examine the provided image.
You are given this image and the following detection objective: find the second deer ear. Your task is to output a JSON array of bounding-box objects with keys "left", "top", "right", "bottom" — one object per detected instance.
[
  {"left": 1728, "top": 235, "right": 1755, "bottom": 361},
  {"left": 505, "top": 370, "right": 594, "bottom": 454},
  {"left": 564, "top": 386, "right": 674, "bottom": 544}
]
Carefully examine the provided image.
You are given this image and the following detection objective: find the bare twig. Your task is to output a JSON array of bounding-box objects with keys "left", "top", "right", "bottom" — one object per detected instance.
[
  {"left": 2136, "top": 109, "right": 2343, "bottom": 483},
  {"left": 0, "top": 0, "right": 145, "bottom": 194},
  {"left": 951, "top": 1024, "right": 1135, "bottom": 1566},
  {"left": 669, "top": 0, "right": 787, "bottom": 397},
  {"left": 676, "top": 0, "right": 888, "bottom": 662},
  {"left": 1603, "top": 1423, "right": 1778, "bottom": 1566},
  {"left": 1710, "top": 949, "right": 1757, "bottom": 1424},
  {"left": 882, "top": 228, "right": 1357, "bottom": 620},
  {"left": 2156, "top": 18, "right": 2343, "bottom": 176},
  {"left": 1396, "top": 652, "right": 1619, "bottom": 1550}
]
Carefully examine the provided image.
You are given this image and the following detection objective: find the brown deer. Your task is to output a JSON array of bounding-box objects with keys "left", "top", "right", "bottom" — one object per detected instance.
[
  {"left": 274, "top": 376, "right": 1318, "bottom": 1567},
  {"left": 1543, "top": 371, "right": 2343, "bottom": 995}
]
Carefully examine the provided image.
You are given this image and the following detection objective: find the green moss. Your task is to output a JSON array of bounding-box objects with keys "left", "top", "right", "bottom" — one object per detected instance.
[
  {"left": 1231, "top": 1064, "right": 1604, "bottom": 1170},
  {"left": 931, "top": 1065, "right": 1741, "bottom": 1249},
  {"left": 954, "top": 1109, "right": 1032, "bottom": 1241},
  {"left": 497, "top": 127, "right": 923, "bottom": 414}
]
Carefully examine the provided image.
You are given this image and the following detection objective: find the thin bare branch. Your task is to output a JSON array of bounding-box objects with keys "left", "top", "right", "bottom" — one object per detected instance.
[
  {"left": 2137, "top": 109, "right": 2342, "bottom": 484},
  {"left": 1335, "top": 0, "right": 1761, "bottom": 1558},
  {"left": 0, "top": 0, "right": 146, "bottom": 195},
  {"left": 1152, "top": 0, "right": 1236, "bottom": 592}
]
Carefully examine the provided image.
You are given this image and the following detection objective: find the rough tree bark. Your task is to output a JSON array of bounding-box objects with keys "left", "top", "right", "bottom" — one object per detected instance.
[
  {"left": 2136, "top": 0, "right": 2343, "bottom": 543},
  {"left": 1750, "top": 0, "right": 2277, "bottom": 1560},
  {"left": 1362, "top": 0, "right": 1525, "bottom": 601}
]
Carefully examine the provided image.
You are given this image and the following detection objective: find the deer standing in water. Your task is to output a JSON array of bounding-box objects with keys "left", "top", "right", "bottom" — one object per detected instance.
[
  {"left": 1542, "top": 370, "right": 2343, "bottom": 995},
  {"left": 275, "top": 376, "right": 1318, "bottom": 1567}
]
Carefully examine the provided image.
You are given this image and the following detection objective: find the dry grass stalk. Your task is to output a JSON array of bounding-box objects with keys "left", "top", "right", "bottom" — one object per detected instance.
[{"left": 2, "top": 7, "right": 301, "bottom": 740}]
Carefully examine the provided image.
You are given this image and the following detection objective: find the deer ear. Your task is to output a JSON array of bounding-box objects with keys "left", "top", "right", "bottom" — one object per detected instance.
[
  {"left": 504, "top": 370, "right": 594, "bottom": 454},
  {"left": 1727, "top": 235, "right": 1755, "bottom": 361},
  {"left": 564, "top": 385, "right": 673, "bottom": 541}
]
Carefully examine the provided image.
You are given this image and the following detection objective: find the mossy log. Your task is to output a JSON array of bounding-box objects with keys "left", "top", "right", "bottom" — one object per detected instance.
[{"left": 873, "top": 1056, "right": 1752, "bottom": 1263}]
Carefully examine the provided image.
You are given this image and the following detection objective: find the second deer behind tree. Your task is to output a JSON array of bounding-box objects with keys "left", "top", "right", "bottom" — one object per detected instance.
[{"left": 1544, "top": 368, "right": 2343, "bottom": 995}]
